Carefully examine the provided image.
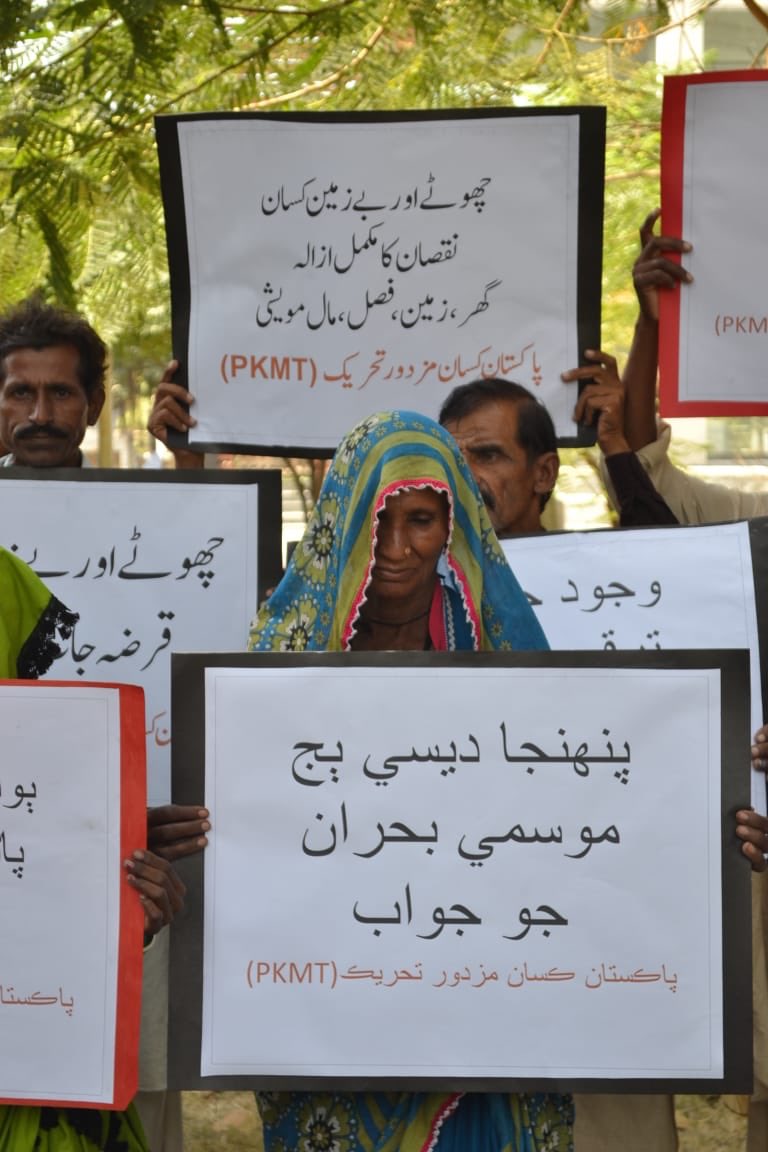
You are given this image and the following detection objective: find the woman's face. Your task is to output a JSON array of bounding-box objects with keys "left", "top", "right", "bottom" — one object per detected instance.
[{"left": 369, "top": 487, "right": 450, "bottom": 606}]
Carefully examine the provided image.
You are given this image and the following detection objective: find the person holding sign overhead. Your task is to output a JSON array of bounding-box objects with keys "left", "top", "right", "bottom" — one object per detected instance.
[
  {"left": 440, "top": 373, "right": 678, "bottom": 536},
  {"left": 562, "top": 211, "right": 768, "bottom": 1152}
]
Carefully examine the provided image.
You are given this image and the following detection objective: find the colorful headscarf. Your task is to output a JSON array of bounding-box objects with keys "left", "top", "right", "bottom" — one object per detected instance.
[
  {"left": 0, "top": 546, "right": 77, "bottom": 679},
  {"left": 250, "top": 415, "right": 566, "bottom": 1150},
  {"left": 249, "top": 410, "right": 547, "bottom": 654}
]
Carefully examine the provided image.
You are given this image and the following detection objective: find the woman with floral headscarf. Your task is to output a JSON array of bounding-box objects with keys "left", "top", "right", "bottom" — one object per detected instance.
[{"left": 249, "top": 411, "right": 571, "bottom": 1152}]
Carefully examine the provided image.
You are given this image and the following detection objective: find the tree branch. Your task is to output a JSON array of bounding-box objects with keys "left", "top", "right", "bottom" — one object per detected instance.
[
  {"left": 742, "top": 0, "right": 768, "bottom": 33},
  {"left": 534, "top": 0, "right": 720, "bottom": 48},
  {"left": 532, "top": 0, "right": 580, "bottom": 71},
  {"left": 241, "top": 0, "right": 396, "bottom": 109},
  {"left": 8, "top": 15, "right": 116, "bottom": 82}
]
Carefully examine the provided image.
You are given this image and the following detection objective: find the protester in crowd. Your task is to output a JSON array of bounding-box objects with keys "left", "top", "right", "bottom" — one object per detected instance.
[
  {"left": 437, "top": 366, "right": 678, "bottom": 1152},
  {"left": 0, "top": 295, "right": 211, "bottom": 851},
  {"left": 0, "top": 297, "right": 106, "bottom": 468},
  {"left": 0, "top": 544, "right": 186, "bottom": 1152},
  {"left": 437, "top": 378, "right": 558, "bottom": 535},
  {"left": 438, "top": 367, "right": 678, "bottom": 534},
  {"left": 247, "top": 406, "right": 767, "bottom": 1150},
  {"left": 574, "top": 209, "right": 768, "bottom": 1152},
  {"left": 152, "top": 304, "right": 767, "bottom": 1151},
  {"left": 600, "top": 208, "right": 768, "bottom": 521},
  {"left": 248, "top": 408, "right": 572, "bottom": 1151},
  {"left": 440, "top": 241, "right": 765, "bottom": 1152},
  {"left": 0, "top": 294, "right": 199, "bottom": 472},
  {"left": 0, "top": 295, "right": 207, "bottom": 1152}
]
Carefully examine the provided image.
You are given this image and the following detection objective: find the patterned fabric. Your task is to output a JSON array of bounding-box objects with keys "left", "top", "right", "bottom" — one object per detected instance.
[
  {"left": 0, "top": 545, "right": 77, "bottom": 678},
  {"left": 0, "top": 1103, "right": 147, "bottom": 1152},
  {"left": 255, "top": 1089, "right": 573, "bottom": 1152},
  {"left": 249, "top": 411, "right": 569, "bottom": 1151},
  {"left": 249, "top": 410, "right": 547, "bottom": 654}
]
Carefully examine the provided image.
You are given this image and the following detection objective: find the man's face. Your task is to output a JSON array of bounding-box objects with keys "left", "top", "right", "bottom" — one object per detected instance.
[
  {"left": 443, "top": 398, "right": 559, "bottom": 537},
  {"left": 0, "top": 344, "right": 104, "bottom": 468}
]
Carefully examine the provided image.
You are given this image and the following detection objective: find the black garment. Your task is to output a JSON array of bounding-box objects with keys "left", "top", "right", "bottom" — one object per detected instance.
[{"left": 605, "top": 451, "right": 679, "bottom": 528}]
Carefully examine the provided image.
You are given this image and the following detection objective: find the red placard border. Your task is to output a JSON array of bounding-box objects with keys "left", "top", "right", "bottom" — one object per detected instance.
[
  {"left": 660, "top": 70, "right": 768, "bottom": 417},
  {"left": 0, "top": 681, "right": 146, "bottom": 1111}
]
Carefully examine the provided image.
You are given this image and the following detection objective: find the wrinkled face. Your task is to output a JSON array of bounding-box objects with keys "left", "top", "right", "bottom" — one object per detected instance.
[
  {"left": 443, "top": 399, "right": 557, "bottom": 537},
  {"left": 0, "top": 344, "right": 104, "bottom": 468},
  {"left": 369, "top": 487, "right": 450, "bottom": 608}
]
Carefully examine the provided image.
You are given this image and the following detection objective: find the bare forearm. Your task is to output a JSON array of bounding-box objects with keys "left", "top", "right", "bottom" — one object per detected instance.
[
  {"left": 622, "top": 314, "right": 659, "bottom": 452},
  {"left": 169, "top": 447, "right": 205, "bottom": 469},
  {"left": 624, "top": 209, "right": 691, "bottom": 452}
]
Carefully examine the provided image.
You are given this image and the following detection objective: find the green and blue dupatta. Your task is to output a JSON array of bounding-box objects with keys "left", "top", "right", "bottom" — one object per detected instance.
[
  {"left": 249, "top": 410, "right": 547, "bottom": 654},
  {"left": 248, "top": 412, "right": 570, "bottom": 1151}
]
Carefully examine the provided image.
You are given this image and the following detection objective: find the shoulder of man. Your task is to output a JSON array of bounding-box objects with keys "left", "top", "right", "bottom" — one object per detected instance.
[{"left": 0, "top": 451, "right": 88, "bottom": 468}]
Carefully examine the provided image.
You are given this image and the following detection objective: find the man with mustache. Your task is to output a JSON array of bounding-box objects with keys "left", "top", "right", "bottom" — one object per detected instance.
[
  {"left": 438, "top": 378, "right": 560, "bottom": 536},
  {"left": 438, "top": 369, "right": 677, "bottom": 536},
  {"left": 0, "top": 297, "right": 106, "bottom": 468},
  {"left": 0, "top": 295, "right": 204, "bottom": 1152}
]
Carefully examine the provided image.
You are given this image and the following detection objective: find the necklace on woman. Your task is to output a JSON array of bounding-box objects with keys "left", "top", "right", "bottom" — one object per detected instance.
[{"left": 359, "top": 606, "right": 430, "bottom": 627}]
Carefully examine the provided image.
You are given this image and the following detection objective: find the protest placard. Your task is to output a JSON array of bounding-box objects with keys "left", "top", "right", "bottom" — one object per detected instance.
[
  {"left": 0, "top": 469, "right": 281, "bottom": 803},
  {"left": 0, "top": 681, "right": 144, "bottom": 1108},
  {"left": 660, "top": 70, "right": 768, "bottom": 415},
  {"left": 168, "top": 650, "right": 750, "bottom": 1093},
  {"left": 157, "top": 108, "right": 604, "bottom": 452},
  {"left": 502, "top": 521, "right": 763, "bottom": 715}
]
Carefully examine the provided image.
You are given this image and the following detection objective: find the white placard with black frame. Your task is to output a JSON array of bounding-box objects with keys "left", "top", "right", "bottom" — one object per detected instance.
[
  {"left": 501, "top": 520, "right": 767, "bottom": 807},
  {"left": 168, "top": 650, "right": 751, "bottom": 1093},
  {"left": 157, "top": 108, "right": 605, "bottom": 454},
  {"left": 0, "top": 681, "right": 145, "bottom": 1108},
  {"left": 0, "top": 469, "right": 282, "bottom": 803}
]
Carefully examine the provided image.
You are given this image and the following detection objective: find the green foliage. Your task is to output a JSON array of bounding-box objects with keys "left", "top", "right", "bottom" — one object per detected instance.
[{"left": 0, "top": 0, "right": 763, "bottom": 392}]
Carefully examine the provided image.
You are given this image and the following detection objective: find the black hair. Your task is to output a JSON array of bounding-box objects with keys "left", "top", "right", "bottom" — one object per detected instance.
[
  {"left": 0, "top": 296, "right": 106, "bottom": 400},
  {"left": 438, "top": 377, "right": 557, "bottom": 464}
]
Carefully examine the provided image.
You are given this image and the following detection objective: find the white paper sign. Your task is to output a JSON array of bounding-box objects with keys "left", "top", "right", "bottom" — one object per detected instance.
[
  {"left": 201, "top": 663, "right": 724, "bottom": 1081},
  {"left": 167, "top": 113, "right": 598, "bottom": 449},
  {"left": 679, "top": 80, "right": 768, "bottom": 404},
  {"left": 502, "top": 523, "right": 762, "bottom": 802},
  {"left": 661, "top": 72, "right": 768, "bottom": 412},
  {"left": 0, "top": 477, "right": 264, "bottom": 803},
  {"left": 0, "top": 685, "right": 123, "bottom": 1103}
]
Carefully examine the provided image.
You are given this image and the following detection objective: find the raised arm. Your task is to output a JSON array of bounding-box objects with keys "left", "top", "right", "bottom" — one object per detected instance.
[
  {"left": 622, "top": 208, "right": 692, "bottom": 451},
  {"left": 562, "top": 349, "right": 678, "bottom": 527}
]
